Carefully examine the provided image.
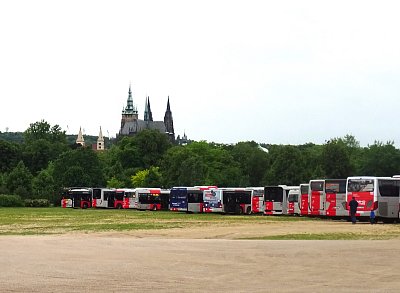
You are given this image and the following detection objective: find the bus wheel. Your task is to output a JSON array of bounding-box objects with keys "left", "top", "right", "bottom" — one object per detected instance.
[
  {"left": 82, "top": 202, "right": 88, "bottom": 209},
  {"left": 116, "top": 204, "right": 122, "bottom": 209},
  {"left": 246, "top": 207, "right": 252, "bottom": 215}
]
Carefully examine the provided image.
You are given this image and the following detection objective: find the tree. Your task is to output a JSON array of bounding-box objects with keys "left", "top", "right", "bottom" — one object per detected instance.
[
  {"left": 6, "top": 160, "right": 33, "bottom": 199},
  {"left": 23, "top": 120, "right": 68, "bottom": 174},
  {"left": 52, "top": 147, "right": 105, "bottom": 189},
  {"left": 0, "top": 139, "right": 21, "bottom": 172},
  {"left": 262, "top": 145, "right": 305, "bottom": 185},
  {"left": 321, "top": 139, "right": 353, "bottom": 178},
  {"left": 32, "top": 163, "right": 56, "bottom": 200},
  {"left": 360, "top": 141, "right": 400, "bottom": 176},
  {"left": 230, "top": 141, "right": 269, "bottom": 186}
]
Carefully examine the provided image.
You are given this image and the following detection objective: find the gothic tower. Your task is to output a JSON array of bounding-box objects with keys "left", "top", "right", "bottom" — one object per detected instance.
[
  {"left": 164, "top": 96, "right": 175, "bottom": 140},
  {"left": 144, "top": 96, "right": 153, "bottom": 122},
  {"left": 120, "top": 84, "right": 138, "bottom": 131}
]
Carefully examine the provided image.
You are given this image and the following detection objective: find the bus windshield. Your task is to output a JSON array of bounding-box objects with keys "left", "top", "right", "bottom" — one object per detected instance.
[{"left": 347, "top": 179, "right": 374, "bottom": 192}]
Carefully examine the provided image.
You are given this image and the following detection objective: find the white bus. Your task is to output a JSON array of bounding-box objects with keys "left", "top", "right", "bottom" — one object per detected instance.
[
  {"left": 346, "top": 176, "right": 400, "bottom": 222},
  {"left": 115, "top": 188, "right": 136, "bottom": 209},
  {"left": 134, "top": 188, "right": 170, "bottom": 211},
  {"left": 299, "top": 183, "right": 309, "bottom": 216},
  {"left": 287, "top": 189, "right": 300, "bottom": 216},
  {"left": 204, "top": 188, "right": 252, "bottom": 214},
  {"left": 308, "top": 179, "right": 347, "bottom": 217},
  {"left": 246, "top": 187, "right": 264, "bottom": 214},
  {"left": 92, "top": 188, "right": 117, "bottom": 208},
  {"left": 264, "top": 185, "right": 299, "bottom": 215}
]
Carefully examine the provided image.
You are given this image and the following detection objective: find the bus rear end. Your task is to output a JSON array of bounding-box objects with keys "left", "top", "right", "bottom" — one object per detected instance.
[
  {"left": 309, "top": 180, "right": 324, "bottom": 216},
  {"left": 247, "top": 187, "right": 264, "bottom": 214},
  {"left": 325, "top": 179, "right": 347, "bottom": 217},
  {"left": 299, "top": 183, "right": 309, "bottom": 216},
  {"left": 287, "top": 189, "right": 300, "bottom": 215},
  {"left": 346, "top": 177, "right": 376, "bottom": 217},
  {"left": 264, "top": 186, "right": 284, "bottom": 215}
]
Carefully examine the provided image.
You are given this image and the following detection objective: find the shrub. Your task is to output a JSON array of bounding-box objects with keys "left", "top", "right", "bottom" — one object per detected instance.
[
  {"left": 0, "top": 194, "right": 24, "bottom": 207},
  {"left": 24, "top": 199, "right": 50, "bottom": 207}
]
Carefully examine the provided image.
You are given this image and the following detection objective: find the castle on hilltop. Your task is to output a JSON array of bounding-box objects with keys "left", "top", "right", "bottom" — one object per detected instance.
[{"left": 118, "top": 85, "right": 175, "bottom": 141}]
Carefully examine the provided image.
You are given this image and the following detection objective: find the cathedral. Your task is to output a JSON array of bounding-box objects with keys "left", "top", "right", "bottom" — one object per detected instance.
[{"left": 118, "top": 85, "right": 175, "bottom": 141}]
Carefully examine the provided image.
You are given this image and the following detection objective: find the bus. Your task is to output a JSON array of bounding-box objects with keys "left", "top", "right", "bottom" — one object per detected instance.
[
  {"left": 62, "top": 187, "right": 92, "bottom": 209},
  {"left": 309, "top": 179, "right": 347, "bottom": 217},
  {"left": 204, "top": 188, "right": 252, "bottom": 214},
  {"left": 134, "top": 188, "right": 170, "bottom": 211},
  {"left": 92, "top": 188, "right": 117, "bottom": 208},
  {"left": 170, "top": 186, "right": 215, "bottom": 213},
  {"left": 299, "top": 183, "right": 309, "bottom": 216},
  {"left": 264, "top": 185, "right": 299, "bottom": 215},
  {"left": 346, "top": 176, "right": 400, "bottom": 222},
  {"left": 115, "top": 188, "right": 136, "bottom": 209},
  {"left": 287, "top": 189, "right": 300, "bottom": 215}
]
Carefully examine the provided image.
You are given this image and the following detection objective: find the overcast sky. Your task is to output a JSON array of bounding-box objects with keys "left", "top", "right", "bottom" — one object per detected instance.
[{"left": 1, "top": 0, "right": 399, "bottom": 146}]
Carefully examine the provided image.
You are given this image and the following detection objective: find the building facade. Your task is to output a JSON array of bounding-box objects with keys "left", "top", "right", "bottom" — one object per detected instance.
[{"left": 118, "top": 85, "right": 175, "bottom": 141}]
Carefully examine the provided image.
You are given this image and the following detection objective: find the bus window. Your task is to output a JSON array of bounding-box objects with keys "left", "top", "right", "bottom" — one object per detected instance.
[
  {"left": 378, "top": 180, "right": 400, "bottom": 197},
  {"left": 265, "top": 187, "right": 283, "bottom": 202},
  {"left": 310, "top": 181, "right": 324, "bottom": 191},
  {"left": 348, "top": 179, "right": 374, "bottom": 192}
]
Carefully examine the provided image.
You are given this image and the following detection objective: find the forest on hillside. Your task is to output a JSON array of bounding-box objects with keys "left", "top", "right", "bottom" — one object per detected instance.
[{"left": 1, "top": 120, "right": 399, "bottom": 205}]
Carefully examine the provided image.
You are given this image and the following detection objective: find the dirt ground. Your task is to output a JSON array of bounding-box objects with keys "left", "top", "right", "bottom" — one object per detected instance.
[{"left": 1, "top": 221, "right": 400, "bottom": 292}]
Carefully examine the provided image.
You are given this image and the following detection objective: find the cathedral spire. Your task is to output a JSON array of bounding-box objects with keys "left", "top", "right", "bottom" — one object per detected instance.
[
  {"left": 124, "top": 84, "right": 137, "bottom": 115},
  {"left": 97, "top": 126, "right": 105, "bottom": 151},
  {"left": 164, "top": 96, "right": 174, "bottom": 140}
]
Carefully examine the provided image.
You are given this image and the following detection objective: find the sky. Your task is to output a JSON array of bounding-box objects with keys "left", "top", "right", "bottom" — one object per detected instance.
[{"left": 1, "top": 0, "right": 400, "bottom": 146}]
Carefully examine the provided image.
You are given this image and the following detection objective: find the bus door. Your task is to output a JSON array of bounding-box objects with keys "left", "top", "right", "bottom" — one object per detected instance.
[
  {"left": 160, "top": 190, "right": 170, "bottom": 211},
  {"left": 309, "top": 181, "right": 324, "bottom": 216},
  {"left": 169, "top": 188, "right": 188, "bottom": 212},
  {"left": 114, "top": 190, "right": 125, "bottom": 209},
  {"left": 203, "top": 189, "right": 222, "bottom": 213},
  {"left": 188, "top": 190, "right": 204, "bottom": 213},
  {"left": 299, "top": 184, "right": 309, "bottom": 216},
  {"left": 105, "top": 190, "right": 116, "bottom": 208}
]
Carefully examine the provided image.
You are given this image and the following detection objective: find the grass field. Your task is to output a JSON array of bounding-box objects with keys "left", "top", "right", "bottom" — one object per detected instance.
[
  {"left": 1, "top": 208, "right": 400, "bottom": 240},
  {"left": 0, "top": 207, "right": 309, "bottom": 235}
]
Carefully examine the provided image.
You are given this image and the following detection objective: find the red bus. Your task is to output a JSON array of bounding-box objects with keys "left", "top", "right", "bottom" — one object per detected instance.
[
  {"left": 287, "top": 189, "right": 300, "bottom": 215},
  {"left": 347, "top": 176, "right": 400, "bottom": 222},
  {"left": 264, "top": 185, "right": 299, "bottom": 215},
  {"left": 308, "top": 179, "right": 347, "bottom": 217},
  {"left": 299, "top": 183, "right": 309, "bottom": 216},
  {"left": 134, "top": 188, "right": 170, "bottom": 211},
  {"left": 62, "top": 188, "right": 92, "bottom": 209}
]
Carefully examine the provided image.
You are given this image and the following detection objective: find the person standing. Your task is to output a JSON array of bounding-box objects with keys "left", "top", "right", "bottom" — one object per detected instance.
[
  {"left": 370, "top": 209, "right": 376, "bottom": 224},
  {"left": 349, "top": 196, "right": 359, "bottom": 224}
]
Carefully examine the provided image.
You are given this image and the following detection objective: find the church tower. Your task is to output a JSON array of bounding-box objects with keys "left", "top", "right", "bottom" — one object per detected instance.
[
  {"left": 97, "top": 126, "right": 105, "bottom": 151},
  {"left": 144, "top": 96, "right": 153, "bottom": 122},
  {"left": 120, "top": 85, "right": 138, "bottom": 131},
  {"left": 164, "top": 96, "right": 175, "bottom": 140},
  {"left": 76, "top": 127, "right": 85, "bottom": 146}
]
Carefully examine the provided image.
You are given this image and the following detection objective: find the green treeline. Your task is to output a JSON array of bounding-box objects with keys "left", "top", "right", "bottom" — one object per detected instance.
[{"left": 1, "top": 120, "right": 399, "bottom": 205}]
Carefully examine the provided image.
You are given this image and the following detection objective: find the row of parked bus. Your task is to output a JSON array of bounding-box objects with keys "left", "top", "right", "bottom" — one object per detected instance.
[{"left": 61, "top": 176, "right": 400, "bottom": 222}]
